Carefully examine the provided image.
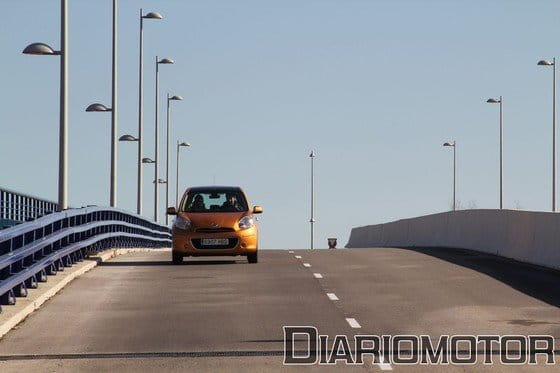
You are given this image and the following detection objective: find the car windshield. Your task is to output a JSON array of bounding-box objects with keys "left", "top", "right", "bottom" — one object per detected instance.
[{"left": 181, "top": 190, "right": 248, "bottom": 213}]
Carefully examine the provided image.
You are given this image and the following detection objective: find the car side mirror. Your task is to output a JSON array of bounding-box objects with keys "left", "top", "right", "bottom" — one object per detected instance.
[
  {"left": 167, "top": 207, "right": 177, "bottom": 215},
  {"left": 253, "top": 206, "right": 263, "bottom": 214}
]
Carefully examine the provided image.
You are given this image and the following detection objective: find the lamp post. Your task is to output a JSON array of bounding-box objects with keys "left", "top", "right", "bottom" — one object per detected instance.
[
  {"left": 109, "top": 0, "right": 118, "bottom": 208},
  {"left": 309, "top": 151, "right": 316, "bottom": 250},
  {"left": 487, "top": 96, "right": 503, "bottom": 209},
  {"left": 142, "top": 157, "right": 155, "bottom": 164},
  {"left": 176, "top": 141, "right": 191, "bottom": 209},
  {"left": 22, "top": 0, "right": 68, "bottom": 211},
  {"left": 137, "top": 9, "right": 163, "bottom": 215},
  {"left": 165, "top": 95, "right": 183, "bottom": 224},
  {"left": 85, "top": 103, "right": 113, "bottom": 205},
  {"left": 154, "top": 57, "right": 174, "bottom": 222},
  {"left": 538, "top": 58, "right": 557, "bottom": 212},
  {"left": 443, "top": 141, "right": 456, "bottom": 211}
]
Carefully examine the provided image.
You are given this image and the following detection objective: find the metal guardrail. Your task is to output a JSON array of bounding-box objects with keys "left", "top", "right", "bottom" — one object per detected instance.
[
  {"left": 0, "top": 187, "right": 58, "bottom": 229},
  {"left": 0, "top": 206, "right": 171, "bottom": 312}
]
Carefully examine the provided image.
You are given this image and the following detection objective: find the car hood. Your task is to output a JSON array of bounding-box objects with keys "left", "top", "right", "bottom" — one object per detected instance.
[{"left": 179, "top": 211, "right": 246, "bottom": 229}]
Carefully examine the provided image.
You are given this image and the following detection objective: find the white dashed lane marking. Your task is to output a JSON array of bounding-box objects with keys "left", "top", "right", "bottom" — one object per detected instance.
[
  {"left": 288, "top": 251, "right": 294, "bottom": 253},
  {"left": 303, "top": 263, "right": 311, "bottom": 268},
  {"left": 345, "top": 318, "right": 361, "bottom": 328},
  {"left": 295, "top": 255, "right": 302, "bottom": 259},
  {"left": 313, "top": 273, "right": 323, "bottom": 279},
  {"left": 326, "top": 293, "right": 339, "bottom": 301}
]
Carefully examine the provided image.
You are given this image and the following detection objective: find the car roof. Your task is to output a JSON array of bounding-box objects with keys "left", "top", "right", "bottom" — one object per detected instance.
[{"left": 188, "top": 186, "right": 243, "bottom": 193}]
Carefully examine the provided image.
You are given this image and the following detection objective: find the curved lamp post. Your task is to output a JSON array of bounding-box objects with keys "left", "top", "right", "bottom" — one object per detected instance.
[
  {"left": 165, "top": 95, "right": 183, "bottom": 223},
  {"left": 86, "top": 103, "right": 116, "bottom": 206},
  {"left": 142, "top": 157, "right": 155, "bottom": 164},
  {"left": 23, "top": 0, "right": 68, "bottom": 211},
  {"left": 487, "top": 96, "right": 503, "bottom": 209},
  {"left": 137, "top": 9, "right": 163, "bottom": 216},
  {"left": 538, "top": 58, "right": 556, "bottom": 212},
  {"left": 153, "top": 57, "right": 174, "bottom": 222},
  {"left": 443, "top": 141, "right": 456, "bottom": 211},
  {"left": 176, "top": 141, "right": 191, "bottom": 209}
]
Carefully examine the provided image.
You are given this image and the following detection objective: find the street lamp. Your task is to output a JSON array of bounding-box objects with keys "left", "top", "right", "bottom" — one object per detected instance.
[
  {"left": 165, "top": 94, "right": 183, "bottom": 224},
  {"left": 86, "top": 103, "right": 115, "bottom": 206},
  {"left": 176, "top": 141, "right": 191, "bottom": 209},
  {"left": 137, "top": 9, "right": 163, "bottom": 216},
  {"left": 23, "top": 0, "right": 68, "bottom": 211},
  {"left": 142, "top": 157, "right": 155, "bottom": 164},
  {"left": 486, "top": 96, "right": 503, "bottom": 209},
  {"left": 309, "top": 151, "right": 316, "bottom": 250},
  {"left": 538, "top": 58, "right": 556, "bottom": 212},
  {"left": 153, "top": 57, "right": 174, "bottom": 222},
  {"left": 443, "top": 141, "right": 456, "bottom": 211}
]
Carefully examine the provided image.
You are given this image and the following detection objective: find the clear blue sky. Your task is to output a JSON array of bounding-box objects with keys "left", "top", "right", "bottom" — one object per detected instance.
[{"left": 1, "top": 0, "right": 559, "bottom": 248}]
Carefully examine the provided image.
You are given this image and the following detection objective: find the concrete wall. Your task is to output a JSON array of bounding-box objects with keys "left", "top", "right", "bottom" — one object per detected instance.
[{"left": 346, "top": 209, "right": 560, "bottom": 271}]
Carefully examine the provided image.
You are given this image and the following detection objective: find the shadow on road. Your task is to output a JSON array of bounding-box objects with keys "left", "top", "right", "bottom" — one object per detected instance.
[
  {"left": 405, "top": 247, "right": 560, "bottom": 308},
  {"left": 99, "top": 260, "right": 240, "bottom": 266}
]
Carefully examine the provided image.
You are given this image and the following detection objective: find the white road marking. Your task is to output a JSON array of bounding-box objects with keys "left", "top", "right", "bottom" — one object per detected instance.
[
  {"left": 313, "top": 273, "right": 323, "bottom": 279},
  {"left": 295, "top": 255, "right": 302, "bottom": 259},
  {"left": 326, "top": 293, "right": 339, "bottom": 301},
  {"left": 303, "top": 263, "right": 311, "bottom": 267},
  {"left": 288, "top": 250, "right": 294, "bottom": 253},
  {"left": 345, "top": 318, "right": 361, "bottom": 328},
  {"left": 378, "top": 355, "right": 393, "bottom": 370}
]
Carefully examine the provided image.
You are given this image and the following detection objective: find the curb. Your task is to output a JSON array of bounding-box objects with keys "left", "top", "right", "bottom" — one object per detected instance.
[{"left": 0, "top": 247, "right": 171, "bottom": 339}]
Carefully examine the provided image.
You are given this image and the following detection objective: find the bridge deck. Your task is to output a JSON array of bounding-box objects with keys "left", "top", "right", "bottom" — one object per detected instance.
[{"left": 0, "top": 248, "right": 558, "bottom": 372}]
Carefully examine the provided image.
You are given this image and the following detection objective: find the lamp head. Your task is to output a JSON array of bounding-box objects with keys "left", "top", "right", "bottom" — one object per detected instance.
[
  {"left": 538, "top": 59, "right": 554, "bottom": 66},
  {"left": 22, "top": 42, "right": 60, "bottom": 56},
  {"left": 143, "top": 11, "right": 163, "bottom": 19},
  {"left": 119, "top": 135, "right": 138, "bottom": 142},
  {"left": 86, "top": 103, "right": 111, "bottom": 112}
]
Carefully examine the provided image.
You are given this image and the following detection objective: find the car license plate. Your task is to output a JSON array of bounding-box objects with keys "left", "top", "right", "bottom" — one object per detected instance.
[{"left": 201, "top": 238, "right": 228, "bottom": 246}]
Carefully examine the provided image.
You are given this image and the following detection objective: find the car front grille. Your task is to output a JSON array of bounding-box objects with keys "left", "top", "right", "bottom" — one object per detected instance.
[
  {"left": 191, "top": 238, "right": 238, "bottom": 250},
  {"left": 195, "top": 227, "right": 235, "bottom": 233}
]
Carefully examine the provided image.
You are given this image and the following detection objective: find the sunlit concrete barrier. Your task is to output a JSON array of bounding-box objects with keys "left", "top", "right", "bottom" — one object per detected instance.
[{"left": 346, "top": 209, "right": 560, "bottom": 271}]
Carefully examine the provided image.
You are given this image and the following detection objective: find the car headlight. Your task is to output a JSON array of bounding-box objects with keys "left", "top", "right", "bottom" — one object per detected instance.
[
  {"left": 173, "top": 215, "right": 191, "bottom": 231},
  {"left": 238, "top": 216, "right": 254, "bottom": 230}
]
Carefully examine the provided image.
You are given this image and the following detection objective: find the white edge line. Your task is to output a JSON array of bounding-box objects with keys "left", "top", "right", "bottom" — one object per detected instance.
[
  {"left": 326, "top": 293, "right": 339, "bottom": 301},
  {"left": 378, "top": 355, "right": 393, "bottom": 370},
  {"left": 345, "top": 318, "right": 361, "bottom": 328}
]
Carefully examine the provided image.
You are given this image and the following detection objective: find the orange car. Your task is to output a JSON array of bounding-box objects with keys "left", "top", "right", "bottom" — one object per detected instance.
[{"left": 167, "top": 186, "right": 262, "bottom": 264}]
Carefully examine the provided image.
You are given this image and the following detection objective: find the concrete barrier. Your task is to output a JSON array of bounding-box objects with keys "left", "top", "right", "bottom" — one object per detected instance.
[{"left": 346, "top": 209, "right": 560, "bottom": 271}]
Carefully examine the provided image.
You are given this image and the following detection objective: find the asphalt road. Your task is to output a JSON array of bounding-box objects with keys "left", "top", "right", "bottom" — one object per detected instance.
[{"left": 0, "top": 248, "right": 558, "bottom": 372}]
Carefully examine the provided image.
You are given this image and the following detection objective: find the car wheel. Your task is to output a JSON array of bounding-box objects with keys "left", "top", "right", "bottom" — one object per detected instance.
[
  {"left": 247, "top": 252, "right": 258, "bottom": 264},
  {"left": 172, "top": 251, "right": 183, "bottom": 265}
]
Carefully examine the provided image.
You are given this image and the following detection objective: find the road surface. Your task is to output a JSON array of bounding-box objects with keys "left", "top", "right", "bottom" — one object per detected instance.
[{"left": 0, "top": 248, "right": 558, "bottom": 372}]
